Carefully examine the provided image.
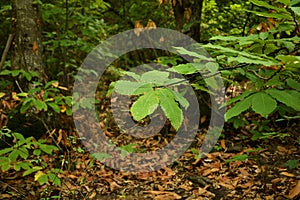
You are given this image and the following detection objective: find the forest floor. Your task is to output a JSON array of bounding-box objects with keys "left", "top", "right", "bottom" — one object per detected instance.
[
  {"left": 0, "top": 78, "right": 300, "bottom": 200},
  {"left": 0, "top": 111, "right": 299, "bottom": 200}
]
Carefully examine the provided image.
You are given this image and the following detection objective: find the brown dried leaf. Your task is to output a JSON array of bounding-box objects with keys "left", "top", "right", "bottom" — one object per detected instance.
[
  {"left": 146, "top": 19, "right": 157, "bottom": 30},
  {"left": 134, "top": 20, "right": 144, "bottom": 36},
  {"left": 280, "top": 172, "right": 295, "bottom": 177},
  {"left": 288, "top": 180, "right": 300, "bottom": 199}
]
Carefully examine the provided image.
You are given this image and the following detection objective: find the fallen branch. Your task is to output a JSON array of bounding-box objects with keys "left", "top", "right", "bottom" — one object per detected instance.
[{"left": 0, "top": 34, "right": 14, "bottom": 71}]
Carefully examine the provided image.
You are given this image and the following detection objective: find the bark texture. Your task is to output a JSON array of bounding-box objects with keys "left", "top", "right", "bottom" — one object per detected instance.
[
  {"left": 173, "top": 0, "right": 204, "bottom": 42},
  {"left": 11, "top": 0, "right": 46, "bottom": 86}
]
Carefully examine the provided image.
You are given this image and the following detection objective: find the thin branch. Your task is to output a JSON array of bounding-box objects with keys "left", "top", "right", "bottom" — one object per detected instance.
[
  {"left": 0, "top": 34, "right": 14, "bottom": 71},
  {"left": 0, "top": 180, "right": 26, "bottom": 198}
]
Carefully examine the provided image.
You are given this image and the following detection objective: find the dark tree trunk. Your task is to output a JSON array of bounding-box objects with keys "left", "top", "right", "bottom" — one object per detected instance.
[
  {"left": 11, "top": 0, "right": 46, "bottom": 88},
  {"left": 172, "top": 0, "right": 204, "bottom": 42}
]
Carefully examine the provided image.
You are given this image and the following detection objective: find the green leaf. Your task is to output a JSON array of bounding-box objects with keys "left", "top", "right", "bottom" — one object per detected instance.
[
  {"left": 251, "top": 0, "right": 288, "bottom": 12},
  {"left": 226, "top": 91, "right": 255, "bottom": 106},
  {"left": 18, "top": 162, "right": 32, "bottom": 170},
  {"left": 259, "top": 32, "right": 269, "bottom": 40},
  {"left": 39, "top": 144, "right": 59, "bottom": 155},
  {"left": 130, "top": 90, "right": 159, "bottom": 121},
  {"left": 18, "top": 147, "right": 29, "bottom": 159},
  {"left": 91, "top": 152, "right": 112, "bottom": 161},
  {"left": 8, "top": 150, "right": 20, "bottom": 162},
  {"left": 34, "top": 100, "right": 48, "bottom": 111},
  {"left": 0, "top": 69, "right": 11, "bottom": 75},
  {"left": 23, "top": 166, "right": 43, "bottom": 176},
  {"left": 171, "top": 90, "right": 190, "bottom": 109},
  {"left": 286, "top": 78, "right": 300, "bottom": 91},
  {"left": 173, "top": 47, "right": 214, "bottom": 61},
  {"left": 132, "top": 83, "right": 154, "bottom": 95},
  {"left": 48, "top": 173, "right": 61, "bottom": 186},
  {"left": 141, "top": 70, "right": 170, "bottom": 85},
  {"left": 251, "top": 92, "right": 277, "bottom": 118},
  {"left": 0, "top": 157, "right": 11, "bottom": 172},
  {"left": 210, "top": 34, "right": 258, "bottom": 42},
  {"left": 226, "top": 154, "right": 249, "bottom": 163},
  {"left": 35, "top": 171, "right": 48, "bottom": 185},
  {"left": 225, "top": 95, "right": 253, "bottom": 121},
  {"left": 124, "top": 71, "right": 141, "bottom": 81},
  {"left": 168, "top": 63, "right": 197, "bottom": 75},
  {"left": 0, "top": 147, "right": 13, "bottom": 155},
  {"left": 245, "top": 10, "right": 293, "bottom": 20},
  {"left": 266, "top": 89, "right": 300, "bottom": 111},
  {"left": 156, "top": 88, "right": 183, "bottom": 130},
  {"left": 291, "top": 6, "right": 300, "bottom": 16},
  {"left": 48, "top": 102, "right": 61, "bottom": 113},
  {"left": 79, "top": 97, "right": 94, "bottom": 109},
  {"left": 17, "top": 92, "right": 29, "bottom": 97},
  {"left": 114, "top": 80, "right": 152, "bottom": 95},
  {"left": 284, "top": 159, "right": 299, "bottom": 169}
]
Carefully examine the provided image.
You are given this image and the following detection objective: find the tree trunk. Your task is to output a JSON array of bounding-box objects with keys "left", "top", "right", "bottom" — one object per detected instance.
[
  {"left": 172, "top": 0, "right": 204, "bottom": 42},
  {"left": 11, "top": 0, "right": 46, "bottom": 89}
]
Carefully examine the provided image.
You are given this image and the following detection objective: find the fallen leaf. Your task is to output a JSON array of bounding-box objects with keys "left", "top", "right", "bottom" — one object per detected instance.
[
  {"left": 281, "top": 172, "right": 295, "bottom": 177},
  {"left": 288, "top": 180, "right": 300, "bottom": 199},
  {"left": 221, "top": 139, "right": 226, "bottom": 150}
]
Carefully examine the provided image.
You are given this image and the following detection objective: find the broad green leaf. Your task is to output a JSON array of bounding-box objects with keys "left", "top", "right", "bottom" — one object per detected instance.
[
  {"left": 39, "top": 144, "right": 59, "bottom": 155},
  {"left": 18, "top": 147, "right": 29, "bottom": 159},
  {"left": 79, "top": 97, "right": 94, "bottom": 109},
  {"left": 34, "top": 100, "right": 48, "bottom": 111},
  {"left": 291, "top": 0, "right": 300, "bottom": 6},
  {"left": 226, "top": 91, "right": 255, "bottom": 106},
  {"left": 91, "top": 152, "right": 112, "bottom": 161},
  {"left": 33, "top": 149, "right": 42, "bottom": 156},
  {"left": 1, "top": 163, "right": 10, "bottom": 172},
  {"left": 141, "top": 70, "right": 170, "bottom": 85},
  {"left": 35, "top": 171, "right": 48, "bottom": 185},
  {"left": 0, "top": 69, "right": 11, "bottom": 75},
  {"left": 168, "top": 63, "right": 197, "bottom": 75},
  {"left": 9, "top": 150, "right": 20, "bottom": 162},
  {"left": 259, "top": 32, "right": 269, "bottom": 40},
  {"left": 276, "top": 0, "right": 289, "bottom": 5},
  {"left": 251, "top": 0, "right": 288, "bottom": 12},
  {"left": 48, "top": 173, "right": 61, "bottom": 186},
  {"left": 124, "top": 71, "right": 141, "bottom": 81},
  {"left": 171, "top": 90, "right": 190, "bottom": 109},
  {"left": 23, "top": 166, "right": 43, "bottom": 176},
  {"left": 251, "top": 92, "right": 277, "bottom": 117},
  {"left": 286, "top": 78, "right": 300, "bottom": 91},
  {"left": 156, "top": 88, "right": 183, "bottom": 130},
  {"left": 204, "top": 43, "right": 271, "bottom": 61},
  {"left": 245, "top": 10, "right": 293, "bottom": 20},
  {"left": 266, "top": 88, "right": 300, "bottom": 110},
  {"left": 132, "top": 83, "right": 154, "bottom": 95},
  {"left": 163, "top": 78, "right": 186, "bottom": 86},
  {"left": 48, "top": 102, "right": 61, "bottom": 113},
  {"left": 20, "top": 100, "right": 32, "bottom": 113},
  {"left": 291, "top": 6, "right": 300, "bottom": 16},
  {"left": 210, "top": 34, "right": 258, "bottom": 42},
  {"left": 130, "top": 90, "right": 159, "bottom": 121},
  {"left": 205, "top": 62, "right": 219, "bottom": 73},
  {"left": 225, "top": 95, "right": 253, "bottom": 121},
  {"left": 114, "top": 80, "right": 151, "bottom": 95},
  {"left": 266, "top": 74, "right": 284, "bottom": 87},
  {"left": 17, "top": 92, "right": 29, "bottom": 97},
  {"left": 173, "top": 46, "right": 214, "bottom": 61},
  {"left": 0, "top": 147, "right": 13, "bottom": 155}
]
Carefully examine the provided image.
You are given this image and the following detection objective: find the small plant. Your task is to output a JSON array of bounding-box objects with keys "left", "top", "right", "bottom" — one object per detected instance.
[
  {"left": 0, "top": 127, "right": 61, "bottom": 186},
  {"left": 226, "top": 147, "right": 263, "bottom": 163},
  {"left": 284, "top": 159, "right": 299, "bottom": 170}
]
